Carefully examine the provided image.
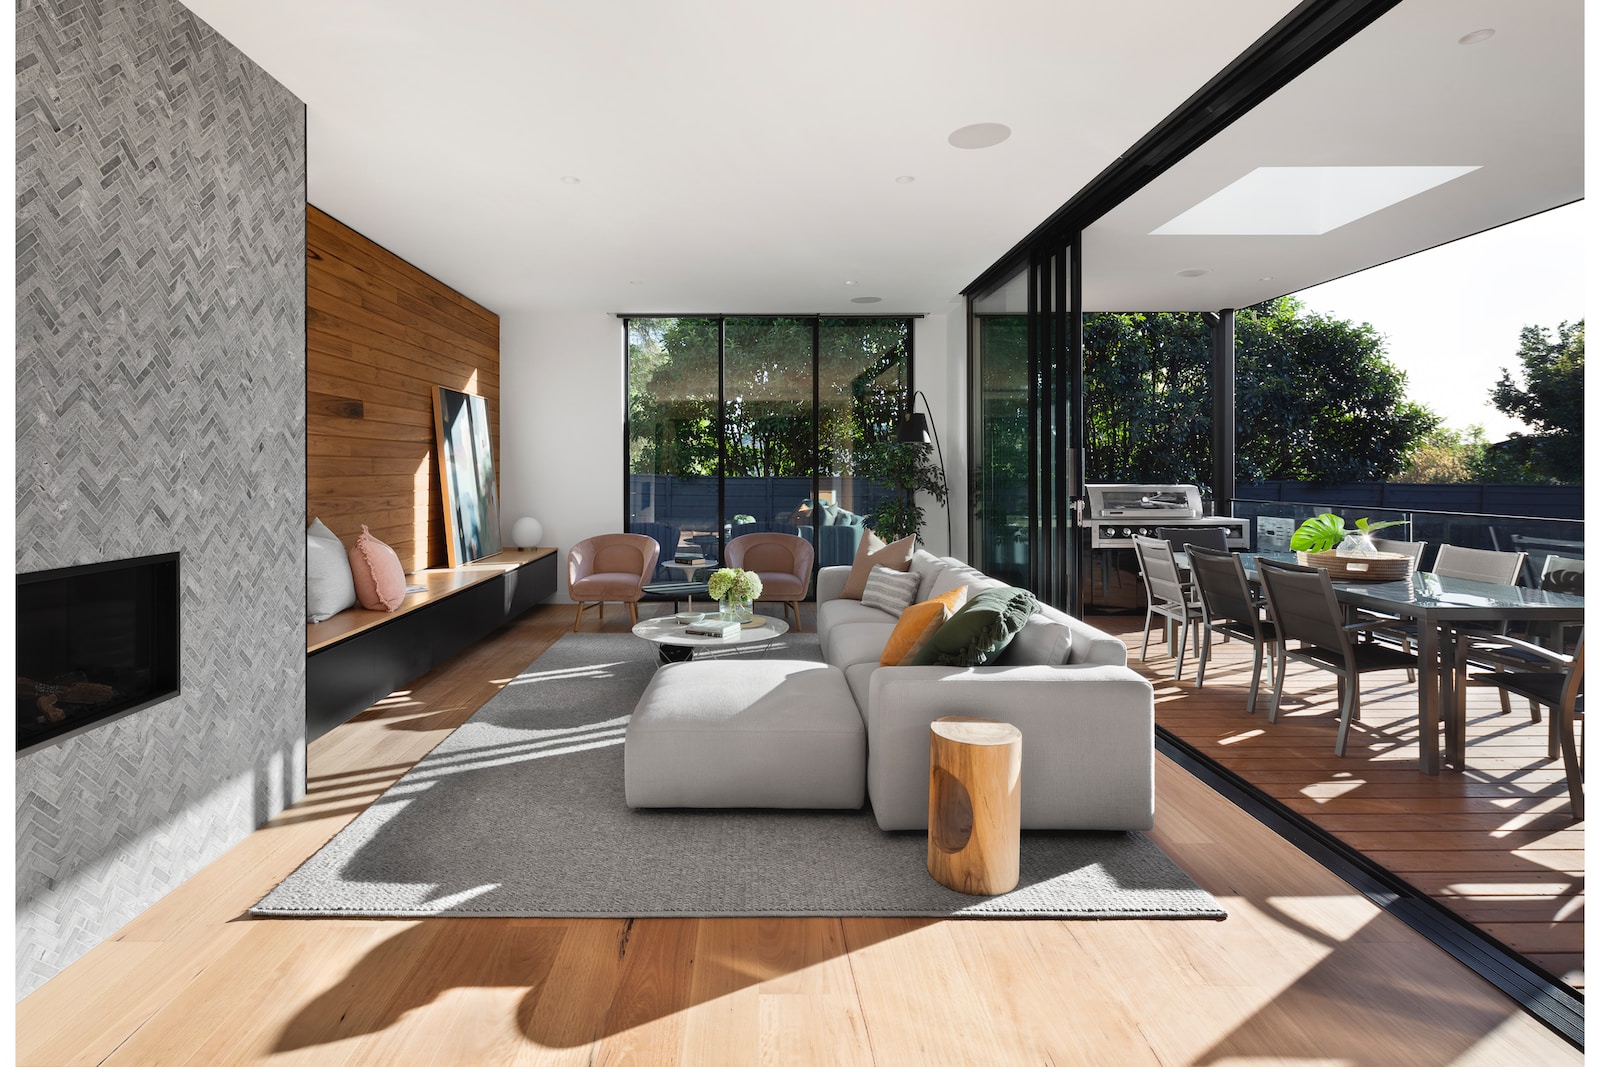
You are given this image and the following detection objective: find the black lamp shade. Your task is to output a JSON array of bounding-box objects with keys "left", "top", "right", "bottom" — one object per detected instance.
[{"left": 896, "top": 412, "right": 931, "bottom": 445}]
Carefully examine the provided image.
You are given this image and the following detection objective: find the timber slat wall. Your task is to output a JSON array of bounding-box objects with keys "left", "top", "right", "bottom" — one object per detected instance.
[
  {"left": 1099, "top": 615, "right": 1585, "bottom": 990},
  {"left": 306, "top": 206, "right": 500, "bottom": 571}
]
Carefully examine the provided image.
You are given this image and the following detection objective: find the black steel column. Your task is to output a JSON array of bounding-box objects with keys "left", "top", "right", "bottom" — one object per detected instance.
[
  {"left": 1024, "top": 251, "right": 1042, "bottom": 596},
  {"left": 1067, "top": 237, "right": 1084, "bottom": 615},
  {"left": 1207, "top": 308, "right": 1237, "bottom": 515}
]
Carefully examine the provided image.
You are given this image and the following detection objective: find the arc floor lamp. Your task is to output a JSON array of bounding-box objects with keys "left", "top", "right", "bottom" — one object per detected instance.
[{"left": 895, "top": 389, "right": 952, "bottom": 551}]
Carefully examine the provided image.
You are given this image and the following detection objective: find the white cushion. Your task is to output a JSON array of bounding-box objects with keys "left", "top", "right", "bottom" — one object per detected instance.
[
  {"left": 928, "top": 562, "right": 1002, "bottom": 602},
  {"left": 909, "top": 549, "right": 946, "bottom": 602},
  {"left": 817, "top": 597, "right": 894, "bottom": 643},
  {"left": 995, "top": 614, "right": 1074, "bottom": 666},
  {"left": 843, "top": 661, "right": 877, "bottom": 712},
  {"left": 306, "top": 518, "right": 357, "bottom": 623},
  {"left": 625, "top": 660, "right": 863, "bottom": 809},
  {"left": 824, "top": 621, "right": 897, "bottom": 669}
]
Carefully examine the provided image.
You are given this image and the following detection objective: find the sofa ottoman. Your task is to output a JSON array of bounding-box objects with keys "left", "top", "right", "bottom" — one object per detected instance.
[{"left": 624, "top": 659, "right": 865, "bottom": 809}]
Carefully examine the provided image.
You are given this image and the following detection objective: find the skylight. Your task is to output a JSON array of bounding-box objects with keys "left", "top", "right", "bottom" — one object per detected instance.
[{"left": 1151, "top": 165, "right": 1481, "bottom": 236}]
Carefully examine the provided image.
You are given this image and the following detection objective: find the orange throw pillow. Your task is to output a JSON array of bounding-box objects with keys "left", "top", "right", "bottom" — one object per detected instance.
[
  {"left": 841, "top": 532, "right": 916, "bottom": 600},
  {"left": 880, "top": 587, "right": 969, "bottom": 667}
]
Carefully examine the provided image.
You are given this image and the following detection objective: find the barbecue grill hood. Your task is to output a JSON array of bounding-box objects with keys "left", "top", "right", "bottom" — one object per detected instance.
[{"left": 1085, "top": 483, "right": 1205, "bottom": 520}]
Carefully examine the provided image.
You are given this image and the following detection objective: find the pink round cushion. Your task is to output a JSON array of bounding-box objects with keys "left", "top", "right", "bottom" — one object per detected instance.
[{"left": 348, "top": 525, "right": 408, "bottom": 611}]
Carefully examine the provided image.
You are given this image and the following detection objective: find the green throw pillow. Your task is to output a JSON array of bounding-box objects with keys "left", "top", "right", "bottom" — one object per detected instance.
[{"left": 908, "top": 586, "right": 1039, "bottom": 667}]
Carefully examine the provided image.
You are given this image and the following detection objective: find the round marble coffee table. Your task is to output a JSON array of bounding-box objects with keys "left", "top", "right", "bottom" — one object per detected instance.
[{"left": 631, "top": 613, "right": 790, "bottom": 665}]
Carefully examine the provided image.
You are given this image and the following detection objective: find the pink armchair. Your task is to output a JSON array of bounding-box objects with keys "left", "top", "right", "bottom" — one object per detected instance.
[
  {"left": 568, "top": 533, "right": 660, "bottom": 631},
  {"left": 726, "top": 532, "right": 814, "bottom": 631}
]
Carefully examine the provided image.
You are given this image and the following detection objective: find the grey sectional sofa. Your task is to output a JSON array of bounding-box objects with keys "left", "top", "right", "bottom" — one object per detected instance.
[
  {"left": 817, "top": 550, "right": 1155, "bottom": 831},
  {"left": 625, "top": 549, "right": 1155, "bottom": 833}
]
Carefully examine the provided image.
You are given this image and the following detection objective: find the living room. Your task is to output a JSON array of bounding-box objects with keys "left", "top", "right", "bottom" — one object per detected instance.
[{"left": 15, "top": 0, "right": 1585, "bottom": 1061}]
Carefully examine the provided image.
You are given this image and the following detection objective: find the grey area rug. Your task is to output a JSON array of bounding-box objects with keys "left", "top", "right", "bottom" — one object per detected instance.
[{"left": 255, "top": 631, "right": 1225, "bottom": 920}]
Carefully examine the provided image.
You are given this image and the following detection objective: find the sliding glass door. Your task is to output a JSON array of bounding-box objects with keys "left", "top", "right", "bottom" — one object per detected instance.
[{"left": 968, "top": 239, "right": 1080, "bottom": 611}]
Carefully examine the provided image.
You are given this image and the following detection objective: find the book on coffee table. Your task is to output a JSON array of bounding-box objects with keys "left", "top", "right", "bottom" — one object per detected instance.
[{"left": 684, "top": 618, "right": 741, "bottom": 638}]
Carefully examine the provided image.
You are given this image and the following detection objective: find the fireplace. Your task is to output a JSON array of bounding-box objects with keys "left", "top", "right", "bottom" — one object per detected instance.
[{"left": 17, "top": 553, "right": 181, "bottom": 755}]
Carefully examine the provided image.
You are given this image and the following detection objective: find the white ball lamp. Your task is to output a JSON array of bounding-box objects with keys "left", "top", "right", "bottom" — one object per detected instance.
[{"left": 511, "top": 516, "right": 544, "bottom": 550}]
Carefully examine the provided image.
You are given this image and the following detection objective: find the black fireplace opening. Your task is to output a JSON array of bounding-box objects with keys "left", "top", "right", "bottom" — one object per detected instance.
[{"left": 17, "top": 553, "right": 181, "bottom": 755}]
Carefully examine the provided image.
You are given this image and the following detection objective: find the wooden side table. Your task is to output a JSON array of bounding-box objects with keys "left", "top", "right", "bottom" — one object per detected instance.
[{"left": 927, "top": 716, "right": 1022, "bottom": 895}]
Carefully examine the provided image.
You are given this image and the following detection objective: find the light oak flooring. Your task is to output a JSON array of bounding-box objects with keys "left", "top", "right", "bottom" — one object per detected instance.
[
  {"left": 1103, "top": 613, "right": 1585, "bottom": 991},
  {"left": 17, "top": 603, "right": 1582, "bottom": 1065}
]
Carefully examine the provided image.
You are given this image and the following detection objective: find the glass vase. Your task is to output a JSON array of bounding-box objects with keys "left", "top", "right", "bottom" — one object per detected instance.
[
  {"left": 720, "top": 596, "right": 753, "bottom": 623},
  {"left": 1335, "top": 532, "right": 1379, "bottom": 557}
]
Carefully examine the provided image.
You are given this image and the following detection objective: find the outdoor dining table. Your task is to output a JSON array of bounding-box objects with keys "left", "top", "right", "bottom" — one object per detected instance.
[{"left": 1234, "top": 553, "right": 1586, "bottom": 774}]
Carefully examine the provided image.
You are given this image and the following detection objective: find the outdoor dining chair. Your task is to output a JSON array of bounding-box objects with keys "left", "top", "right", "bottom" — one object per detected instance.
[
  {"left": 1155, "top": 525, "right": 1230, "bottom": 556},
  {"left": 1186, "top": 545, "right": 1280, "bottom": 715},
  {"left": 1457, "top": 553, "right": 1588, "bottom": 721},
  {"left": 1434, "top": 544, "right": 1528, "bottom": 585},
  {"left": 1367, "top": 543, "right": 1527, "bottom": 669},
  {"left": 1371, "top": 537, "right": 1426, "bottom": 568},
  {"left": 1255, "top": 557, "right": 1419, "bottom": 756},
  {"left": 1132, "top": 535, "right": 1205, "bottom": 681},
  {"left": 1454, "top": 631, "right": 1584, "bottom": 819}
]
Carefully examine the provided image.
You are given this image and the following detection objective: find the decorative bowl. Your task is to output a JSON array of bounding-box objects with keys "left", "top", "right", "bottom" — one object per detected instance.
[{"left": 674, "top": 611, "right": 705, "bottom": 625}]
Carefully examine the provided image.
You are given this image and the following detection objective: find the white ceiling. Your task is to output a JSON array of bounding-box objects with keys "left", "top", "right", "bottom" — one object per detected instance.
[
  {"left": 181, "top": 0, "right": 1298, "bottom": 315},
  {"left": 1084, "top": 0, "right": 1585, "bottom": 311},
  {"left": 181, "top": 0, "right": 1582, "bottom": 318}
]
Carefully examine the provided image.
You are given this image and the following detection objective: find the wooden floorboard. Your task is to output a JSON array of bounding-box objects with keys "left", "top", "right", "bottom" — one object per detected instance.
[
  {"left": 15, "top": 603, "right": 1581, "bottom": 1064},
  {"left": 1098, "top": 612, "right": 1586, "bottom": 992}
]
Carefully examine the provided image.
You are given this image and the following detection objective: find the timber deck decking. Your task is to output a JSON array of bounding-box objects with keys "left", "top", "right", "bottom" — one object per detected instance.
[{"left": 1096, "top": 613, "right": 1585, "bottom": 990}]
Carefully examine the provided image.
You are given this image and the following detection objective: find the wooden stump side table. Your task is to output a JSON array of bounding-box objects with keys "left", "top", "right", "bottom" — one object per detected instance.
[{"left": 927, "top": 716, "right": 1022, "bottom": 895}]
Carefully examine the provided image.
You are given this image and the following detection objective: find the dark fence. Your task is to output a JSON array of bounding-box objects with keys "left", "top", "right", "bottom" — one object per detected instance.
[{"left": 1239, "top": 481, "right": 1583, "bottom": 520}]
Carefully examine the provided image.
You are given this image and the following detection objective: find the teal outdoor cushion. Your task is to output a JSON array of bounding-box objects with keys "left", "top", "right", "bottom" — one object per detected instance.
[{"left": 907, "top": 585, "right": 1039, "bottom": 667}]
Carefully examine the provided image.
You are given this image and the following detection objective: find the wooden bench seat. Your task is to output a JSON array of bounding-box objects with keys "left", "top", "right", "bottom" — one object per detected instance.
[{"left": 305, "top": 548, "right": 557, "bottom": 740}]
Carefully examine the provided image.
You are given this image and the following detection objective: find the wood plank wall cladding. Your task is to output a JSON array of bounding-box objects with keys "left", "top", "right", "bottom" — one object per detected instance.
[{"left": 306, "top": 206, "right": 501, "bottom": 572}]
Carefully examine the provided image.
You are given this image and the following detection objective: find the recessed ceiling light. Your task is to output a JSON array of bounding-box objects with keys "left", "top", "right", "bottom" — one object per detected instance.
[
  {"left": 895, "top": 175, "right": 916, "bottom": 184},
  {"left": 1458, "top": 28, "right": 1495, "bottom": 45},
  {"left": 947, "top": 123, "right": 1011, "bottom": 150},
  {"left": 1152, "top": 165, "right": 1480, "bottom": 236},
  {"left": 560, "top": 175, "right": 581, "bottom": 184},
  {"left": 844, "top": 280, "right": 858, "bottom": 286},
  {"left": 850, "top": 296, "right": 883, "bottom": 304},
  {"left": 1258, "top": 276, "right": 1274, "bottom": 282},
  {"left": 1175, "top": 268, "right": 1210, "bottom": 278}
]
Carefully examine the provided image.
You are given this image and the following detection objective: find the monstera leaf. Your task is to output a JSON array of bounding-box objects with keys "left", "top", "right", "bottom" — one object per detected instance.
[
  {"left": 1291, "top": 513, "right": 1405, "bottom": 553},
  {"left": 1290, "top": 513, "right": 1347, "bottom": 553}
]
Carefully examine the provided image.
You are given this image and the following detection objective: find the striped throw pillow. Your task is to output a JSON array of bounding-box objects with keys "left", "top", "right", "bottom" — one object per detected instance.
[{"left": 861, "top": 565, "right": 921, "bottom": 616}]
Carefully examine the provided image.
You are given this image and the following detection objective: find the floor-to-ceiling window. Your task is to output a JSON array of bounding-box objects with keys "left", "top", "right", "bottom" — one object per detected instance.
[
  {"left": 970, "top": 268, "right": 1030, "bottom": 589},
  {"left": 968, "top": 244, "right": 1078, "bottom": 609},
  {"left": 626, "top": 315, "right": 911, "bottom": 580}
]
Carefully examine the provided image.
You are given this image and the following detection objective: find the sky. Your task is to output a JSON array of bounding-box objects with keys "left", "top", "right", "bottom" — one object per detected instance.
[{"left": 1292, "top": 200, "right": 1585, "bottom": 441}]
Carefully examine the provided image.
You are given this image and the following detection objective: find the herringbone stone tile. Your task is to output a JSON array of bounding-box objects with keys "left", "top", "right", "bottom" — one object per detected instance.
[{"left": 15, "top": 0, "right": 306, "bottom": 998}]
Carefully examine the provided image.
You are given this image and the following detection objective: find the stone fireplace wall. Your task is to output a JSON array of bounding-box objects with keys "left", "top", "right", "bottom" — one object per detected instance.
[{"left": 15, "top": 0, "right": 306, "bottom": 996}]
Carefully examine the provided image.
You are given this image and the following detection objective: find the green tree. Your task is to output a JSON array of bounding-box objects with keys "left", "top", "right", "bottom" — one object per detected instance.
[
  {"left": 1483, "top": 320, "right": 1584, "bottom": 484},
  {"left": 627, "top": 315, "right": 910, "bottom": 480},
  {"left": 1083, "top": 298, "right": 1438, "bottom": 487},
  {"left": 1395, "top": 424, "right": 1490, "bottom": 483},
  {"left": 1234, "top": 298, "right": 1439, "bottom": 483}
]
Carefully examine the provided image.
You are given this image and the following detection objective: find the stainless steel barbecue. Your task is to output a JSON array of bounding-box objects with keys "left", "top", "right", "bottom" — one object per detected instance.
[{"left": 1085, "top": 484, "right": 1249, "bottom": 549}]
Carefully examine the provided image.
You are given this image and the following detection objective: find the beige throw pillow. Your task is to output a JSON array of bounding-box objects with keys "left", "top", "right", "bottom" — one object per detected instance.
[{"left": 840, "top": 532, "right": 916, "bottom": 600}]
